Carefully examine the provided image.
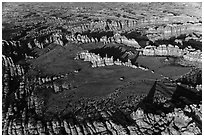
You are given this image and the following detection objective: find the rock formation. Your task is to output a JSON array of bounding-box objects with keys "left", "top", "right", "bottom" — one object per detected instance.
[{"left": 2, "top": 2, "right": 202, "bottom": 135}]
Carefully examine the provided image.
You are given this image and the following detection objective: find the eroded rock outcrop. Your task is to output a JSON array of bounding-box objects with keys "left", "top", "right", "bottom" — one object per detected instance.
[{"left": 2, "top": 2, "right": 202, "bottom": 135}]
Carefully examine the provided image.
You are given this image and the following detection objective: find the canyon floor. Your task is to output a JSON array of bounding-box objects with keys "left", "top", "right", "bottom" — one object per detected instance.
[{"left": 2, "top": 2, "right": 202, "bottom": 135}]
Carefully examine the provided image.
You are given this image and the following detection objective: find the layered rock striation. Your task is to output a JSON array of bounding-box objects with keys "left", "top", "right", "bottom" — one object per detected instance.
[{"left": 2, "top": 2, "right": 202, "bottom": 135}]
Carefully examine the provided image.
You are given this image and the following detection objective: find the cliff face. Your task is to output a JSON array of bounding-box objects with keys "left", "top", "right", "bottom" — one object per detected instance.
[{"left": 2, "top": 2, "right": 202, "bottom": 135}]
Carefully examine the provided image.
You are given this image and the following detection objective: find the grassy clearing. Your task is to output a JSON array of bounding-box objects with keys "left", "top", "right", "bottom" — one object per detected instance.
[
  {"left": 31, "top": 43, "right": 192, "bottom": 115},
  {"left": 28, "top": 43, "right": 85, "bottom": 76},
  {"left": 137, "top": 56, "right": 192, "bottom": 78}
]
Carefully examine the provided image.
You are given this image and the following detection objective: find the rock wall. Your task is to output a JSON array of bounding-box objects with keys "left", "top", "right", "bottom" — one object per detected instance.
[
  {"left": 142, "top": 44, "right": 202, "bottom": 63},
  {"left": 2, "top": 3, "right": 202, "bottom": 135}
]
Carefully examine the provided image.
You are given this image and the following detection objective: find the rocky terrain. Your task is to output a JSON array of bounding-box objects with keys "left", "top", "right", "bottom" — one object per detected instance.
[{"left": 2, "top": 2, "right": 202, "bottom": 135}]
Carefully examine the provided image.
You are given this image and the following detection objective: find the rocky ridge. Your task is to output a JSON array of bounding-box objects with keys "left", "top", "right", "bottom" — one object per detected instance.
[{"left": 2, "top": 2, "right": 202, "bottom": 135}]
